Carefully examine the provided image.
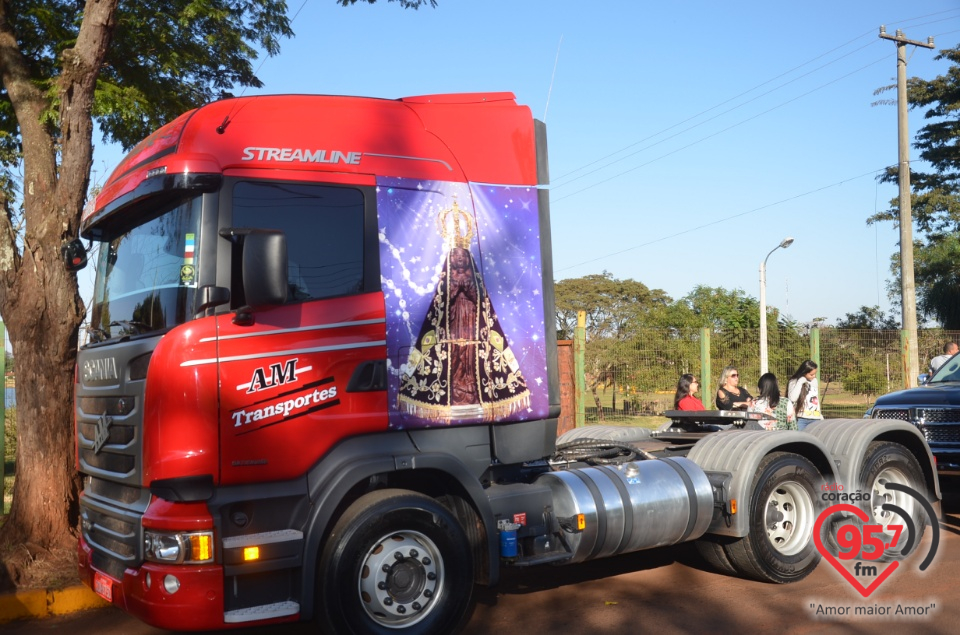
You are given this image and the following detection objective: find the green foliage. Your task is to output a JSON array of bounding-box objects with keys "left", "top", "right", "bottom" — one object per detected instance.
[
  {"left": 871, "top": 43, "right": 960, "bottom": 328},
  {"left": 2, "top": 350, "right": 11, "bottom": 374},
  {"left": 337, "top": 0, "right": 437, "bottom": 7},
  {"left": 680, "top": 285, "right": 762, "bottom": 331},
  {"left": 3, "top": 407, "right": 13, "bottom": 463},
  {"left": 836, "top": 305, "right": 899, "bottom": 330},
  {"left": 554, "top": 272, "right": 671, "bottom": 341},
  {"left": 840, "top": 360, "right": 887, "bottom": 397},
  {"left": 0, "top": 1, "right": 295, "bottom": 154}
]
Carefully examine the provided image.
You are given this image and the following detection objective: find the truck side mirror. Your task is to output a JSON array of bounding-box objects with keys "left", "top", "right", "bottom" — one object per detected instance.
[
  {"left": 62, "top": 238, "right": 88, "bottom": 272},
  {"left": 242, "top": 231, "right": 288, "bottom": 308},
  {"left": 918, "top": 373, "right": 930, "bottom": 385}
]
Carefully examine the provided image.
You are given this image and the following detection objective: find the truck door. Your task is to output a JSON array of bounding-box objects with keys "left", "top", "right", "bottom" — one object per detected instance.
[{"left": 216, "top": 178, "right": 387, "bottom": 485}]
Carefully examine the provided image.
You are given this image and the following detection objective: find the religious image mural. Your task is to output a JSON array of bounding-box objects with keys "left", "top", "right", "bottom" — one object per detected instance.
[{"left": 377, "top": 178, "right": 548, "bottom": 429}]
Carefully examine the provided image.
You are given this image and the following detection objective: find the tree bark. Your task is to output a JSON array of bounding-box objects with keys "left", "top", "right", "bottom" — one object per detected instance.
[{"left": 0, "top": 0, "right": 118, "bottom": 551}]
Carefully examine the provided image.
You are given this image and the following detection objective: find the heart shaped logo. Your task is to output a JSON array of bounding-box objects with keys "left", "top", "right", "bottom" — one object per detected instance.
[{"left": 813, "top": 503, "right": 899, "bottom": 598}]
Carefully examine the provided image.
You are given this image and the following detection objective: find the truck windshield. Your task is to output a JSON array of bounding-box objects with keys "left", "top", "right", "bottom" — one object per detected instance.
[
  {"left": 930, "top": 355, "right": 960, "bottom": 383},
  {"left": 87, "top": 197, "right": 202, "bottom": 343}
]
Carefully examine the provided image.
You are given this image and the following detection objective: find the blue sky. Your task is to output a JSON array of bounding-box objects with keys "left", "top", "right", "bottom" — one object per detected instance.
[{"left": 85, "top": 0, "right": 960, "bottom": 326}]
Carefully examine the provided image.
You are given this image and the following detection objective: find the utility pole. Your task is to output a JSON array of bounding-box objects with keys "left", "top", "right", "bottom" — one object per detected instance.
[{"left": 879, "top": 26, "right": 934, "bottom": 388}]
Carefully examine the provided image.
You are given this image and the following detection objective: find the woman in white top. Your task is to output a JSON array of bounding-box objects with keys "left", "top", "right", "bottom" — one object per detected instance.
[{"left": 787, "top": 360, "right": 823, "bottom": 431}]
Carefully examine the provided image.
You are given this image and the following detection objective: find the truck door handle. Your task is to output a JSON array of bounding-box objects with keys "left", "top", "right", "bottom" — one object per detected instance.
[{"left": 347, "top": 360, "right": 387, "bottom": 392}]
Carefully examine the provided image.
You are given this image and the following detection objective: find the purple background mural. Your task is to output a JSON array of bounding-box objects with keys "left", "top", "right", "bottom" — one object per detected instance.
[{"left": 377, "top": 177, "right": 548, "bottom": 429}]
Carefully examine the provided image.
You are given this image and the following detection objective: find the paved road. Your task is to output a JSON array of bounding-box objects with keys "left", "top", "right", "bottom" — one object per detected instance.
[{"left": 9, "top": 484, "right": 960, "bottom": 635}]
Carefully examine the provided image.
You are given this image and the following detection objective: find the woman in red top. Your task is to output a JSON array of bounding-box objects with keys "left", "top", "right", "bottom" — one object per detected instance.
[{"left": 673, "top": 373, "right": 706, "bottom": 410}]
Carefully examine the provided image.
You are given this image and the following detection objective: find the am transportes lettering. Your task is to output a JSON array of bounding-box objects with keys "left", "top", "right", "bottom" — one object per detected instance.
[{"left": 232, "top": 386, "right": 338, "bottom": 427}]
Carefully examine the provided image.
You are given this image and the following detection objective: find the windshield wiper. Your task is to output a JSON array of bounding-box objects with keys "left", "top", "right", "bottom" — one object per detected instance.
[
  {"left": 86, "top": 326, "right": 109, "bottom": 343},
  {"left": 109, "top": 320, "right": 153, "bottom": 335}
]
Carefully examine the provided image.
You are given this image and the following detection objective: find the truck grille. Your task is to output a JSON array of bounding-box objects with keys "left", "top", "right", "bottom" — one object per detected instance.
[
  {"left": 80, "top": 478, "right": 151, "bottom": 580},
  {"left": 873, "top": 409, "right": 909, "bottom": 421},
  {"left": 76, "top": 340, "right": 155, "bottom": 580},
  {"left": 77, "top": 396, "right": 140, "bottom": 482},
  {"left": 873, "top": 407, "right": 960, "bottom": 446}
]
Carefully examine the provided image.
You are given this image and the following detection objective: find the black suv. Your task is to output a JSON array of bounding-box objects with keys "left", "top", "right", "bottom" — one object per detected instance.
[{"left": 867, "top": 353, "right": 960, "bottom": 475}]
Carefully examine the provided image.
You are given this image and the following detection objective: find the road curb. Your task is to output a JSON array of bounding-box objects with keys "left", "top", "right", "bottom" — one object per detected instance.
[{"left": 0, "top": 584, "right": 108, "bottom": 624}]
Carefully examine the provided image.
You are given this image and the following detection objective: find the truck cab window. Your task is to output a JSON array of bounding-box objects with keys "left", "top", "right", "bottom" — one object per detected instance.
[{"left": 231, "top": 182, "right": 364, "bottom": 301}]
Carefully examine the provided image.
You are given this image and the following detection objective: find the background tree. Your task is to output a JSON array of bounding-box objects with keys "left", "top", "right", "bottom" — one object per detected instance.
[
  {"left": 870, "top": 43, "right": 960, "bottom": 328},
  {"left": 0, "top": 0, "right": 431, "bottom": 572},
  {"left": 554, "top": 272, "right": 670, "bottom": 340},
  {"left": 554, "top": 273, "right": 671, "bottom": 417},
  {"left": 680, "top": 285, "right": 762, "bottom": 331},
  {"left": 835, "top": 305, "right": 900, "bottom": 330}
]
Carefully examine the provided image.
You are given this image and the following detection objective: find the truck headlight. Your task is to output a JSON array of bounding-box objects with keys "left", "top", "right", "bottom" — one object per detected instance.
[{"left": 144, "top": 530, "right": 214, "bottom": 564}]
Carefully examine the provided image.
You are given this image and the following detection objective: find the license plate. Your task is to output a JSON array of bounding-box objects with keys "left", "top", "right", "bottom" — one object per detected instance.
[{"left": 93, "top": 572, "right": 113, "bottom": 602}]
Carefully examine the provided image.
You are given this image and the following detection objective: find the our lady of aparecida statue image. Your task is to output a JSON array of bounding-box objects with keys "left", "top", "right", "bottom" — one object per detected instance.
[{"left": 397, "top": 197, "right": 530, "bottom": 424}]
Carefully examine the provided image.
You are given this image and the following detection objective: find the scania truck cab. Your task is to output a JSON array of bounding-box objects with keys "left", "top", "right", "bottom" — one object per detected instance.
[{"left": 69, "top": 93, "right": 940, "bottom": 634}]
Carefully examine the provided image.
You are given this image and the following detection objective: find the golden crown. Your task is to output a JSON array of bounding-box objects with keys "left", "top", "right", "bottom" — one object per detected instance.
[{"left": 436, "top": 198, "right": 475, "bottom": 249}]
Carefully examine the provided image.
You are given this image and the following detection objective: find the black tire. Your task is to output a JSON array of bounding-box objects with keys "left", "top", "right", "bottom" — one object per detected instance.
[
  {"left": 858, "top": 441, "right": 927, "bottom": 560},
  {"left": 317, "top": 489, "right": 475, "bottom": 635},
  {"left": 694, "top": 535, "right": 739, "bottom": 576},
  {"left": 723, "top": 452, "right": 823, "bottom": 583}
]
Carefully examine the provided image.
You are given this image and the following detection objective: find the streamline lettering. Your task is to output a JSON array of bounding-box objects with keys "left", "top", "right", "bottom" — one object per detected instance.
[{"left": 241, "top": 147, "right": 361, "bottom": 165}]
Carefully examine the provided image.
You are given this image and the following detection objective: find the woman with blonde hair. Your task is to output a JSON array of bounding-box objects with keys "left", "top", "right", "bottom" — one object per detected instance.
[{"left": 715, "top": 366, "right": 753, "bottom": 410}]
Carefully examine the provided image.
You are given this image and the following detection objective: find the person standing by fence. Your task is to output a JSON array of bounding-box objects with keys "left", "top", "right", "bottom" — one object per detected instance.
[
  {"left": 788, "top": 360, "right": 822, "bottom": 431},
  {"left": 751, "top": 373, "right": 795, "bottom": 431},
  {"left": 930, "top": 341, "right": 959, "bottom": 375},
  {"left": 674, "top": 374, "right": 706, "bottom": 410},
  {"left": 716, "top": 366, "right": 753, "bottom": 410}
]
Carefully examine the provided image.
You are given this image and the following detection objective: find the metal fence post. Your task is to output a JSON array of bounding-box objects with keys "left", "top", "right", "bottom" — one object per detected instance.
[
  {"left": 811, "top": 327, "right": 820, "bottom": 370},
  {"left": 700, "top": 327, "right": 712, "bottom": 408},
  {"left": 574, "top": 311, "right": 586, "bottom": 428}
]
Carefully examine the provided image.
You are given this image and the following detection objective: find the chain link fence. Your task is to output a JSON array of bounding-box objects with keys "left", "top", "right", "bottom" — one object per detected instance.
[{"left": 582, "top": 328, "right": 960, "bottom": 423}]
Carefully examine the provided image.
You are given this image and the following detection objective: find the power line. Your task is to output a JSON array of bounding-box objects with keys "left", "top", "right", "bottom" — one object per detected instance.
[
  {"left": 552, "top": 40, "right": 883, "bottom": 191},
  {"left": 552, "top": 32, "right": 880, "bottom": 185},
  {"left": 552, "top": 9, "right": 960, "bottom": 191},
  {"left": 555, "top": 166, "right": 889, "bottom": 274},
  {"left": 552, "top": 55, "right": 888, "bottom": 204}
]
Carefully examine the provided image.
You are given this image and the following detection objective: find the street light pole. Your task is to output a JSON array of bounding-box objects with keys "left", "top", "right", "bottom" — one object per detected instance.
[{"left": 760, "top": 237, "right": 794, "bottom": 376}]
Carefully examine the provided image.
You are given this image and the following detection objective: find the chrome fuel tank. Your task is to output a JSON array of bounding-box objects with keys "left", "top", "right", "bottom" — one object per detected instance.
[{"left": 536, "top": 457, "right": 714, "bottom": 563}]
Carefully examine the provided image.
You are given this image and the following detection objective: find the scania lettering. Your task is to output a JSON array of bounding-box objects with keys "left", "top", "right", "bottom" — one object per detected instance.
[{"left": 68, "top": 93, "right": 941, "bottom": 634}]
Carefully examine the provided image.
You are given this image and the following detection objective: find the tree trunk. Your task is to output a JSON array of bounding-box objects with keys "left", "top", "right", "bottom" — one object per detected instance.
[
  {"left": 3, "top": 341, "right": 81, "bottom": 549},
  {"left": 0, "top": 0, "right": 116, "bottom": 554}
]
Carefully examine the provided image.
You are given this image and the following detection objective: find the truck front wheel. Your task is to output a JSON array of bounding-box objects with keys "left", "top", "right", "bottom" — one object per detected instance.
[
  {"left": 724, "top": 452, "right": 822, "bottom": 583},
  {"left": 317, "top": 489, "right": 475, "bottom": 635}
]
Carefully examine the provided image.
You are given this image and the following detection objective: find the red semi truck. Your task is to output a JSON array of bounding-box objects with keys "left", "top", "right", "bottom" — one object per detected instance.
[{"left": 67, "top": 93, "right": 940, "bottom": 634}]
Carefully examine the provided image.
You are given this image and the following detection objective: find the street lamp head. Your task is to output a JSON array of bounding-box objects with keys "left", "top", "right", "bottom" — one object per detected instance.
[{"left": 780, "top": 237, "right": 794, "bottom": 249}]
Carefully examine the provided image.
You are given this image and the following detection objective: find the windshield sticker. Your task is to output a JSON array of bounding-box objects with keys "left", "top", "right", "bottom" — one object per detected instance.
[
  {"left": 232, "top": 376, "right": 339, "bottom": 434},
  {"left": 180, "top": 233, "right": 196, "bottom": 286},
  {"left": 179, "top": 264, "right": 195, "bottom": 285}
]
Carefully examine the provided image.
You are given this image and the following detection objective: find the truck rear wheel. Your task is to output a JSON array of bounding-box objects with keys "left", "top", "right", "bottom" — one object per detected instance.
[
  {"left": 317, "top": 489, "right": 475, "bottom": 634},
  {"left": 694, "top": 536, "right": 739, "bottom": 576},
  {"left": 860, "top": 441, "right": 927, "bottom": 560},
  {"left": 724, "top": 452, "right": 822, "bottom": 583}
]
